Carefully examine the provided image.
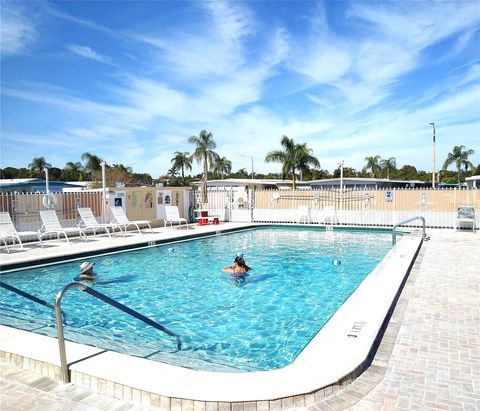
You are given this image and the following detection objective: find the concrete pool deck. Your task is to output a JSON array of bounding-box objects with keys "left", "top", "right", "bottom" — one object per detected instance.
[{"left": 1, "top": 226, "right": 479, "bottom": 409}]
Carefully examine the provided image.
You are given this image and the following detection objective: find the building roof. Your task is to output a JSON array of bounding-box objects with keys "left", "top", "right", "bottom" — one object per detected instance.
[
  {"left": 305, "top": 177, "right": 425, "bottom": 185},
  {"left": 191, "top": 178, "right": 290, "bottom": 186}
]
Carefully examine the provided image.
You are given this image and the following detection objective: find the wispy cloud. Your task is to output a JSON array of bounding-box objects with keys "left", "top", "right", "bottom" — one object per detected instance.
[
  {"left": 67, "top": 44, "right": 113, "bottom": 65},
  {"left": 0, "top": 3, "right": 37, "bottom": 56},
  {"left": 1, "top": 1, "right": 478, "bottom": 175}
]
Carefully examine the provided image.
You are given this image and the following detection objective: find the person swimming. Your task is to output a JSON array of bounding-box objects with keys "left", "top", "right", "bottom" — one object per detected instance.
[
  {"left": 223, "top": 253, "right": 251, "bottom": 285},
  {"left": 77, "top": 261, "right": 97, "bottom": 281}
]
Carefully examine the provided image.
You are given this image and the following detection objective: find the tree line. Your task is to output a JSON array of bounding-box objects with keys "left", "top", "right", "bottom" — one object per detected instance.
[{"left": 1, "top": 132, "right": 477, "bottom": 188}]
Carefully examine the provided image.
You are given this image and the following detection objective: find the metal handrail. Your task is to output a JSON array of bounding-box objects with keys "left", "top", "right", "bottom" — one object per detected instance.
[
  {"left": 392, "top": 216, "right": 426, "bottom": 245},
  {"left": 55, "top": 282, "right": 181, "bottom": 383}
]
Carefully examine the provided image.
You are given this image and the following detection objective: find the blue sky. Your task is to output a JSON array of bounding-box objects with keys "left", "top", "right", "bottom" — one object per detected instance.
[{"left": 1, "top": 0, "right": 479, "bottom": 177}]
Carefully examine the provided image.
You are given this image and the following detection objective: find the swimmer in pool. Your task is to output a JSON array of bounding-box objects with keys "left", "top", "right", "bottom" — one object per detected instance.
[
  {"left": 78, "top": 261, "right": 97, "bottom": 281},
  {"left": 223, "top": 253, "right": 251, "bottom": 285}
]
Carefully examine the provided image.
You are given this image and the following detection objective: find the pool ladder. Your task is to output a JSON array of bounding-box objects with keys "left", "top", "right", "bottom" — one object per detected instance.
[
  {"left": 392, "top": 216, "right": 426, "bottom": 245},
  {"left": 55, "top": 282, "right": 182, "bottom": 383}
]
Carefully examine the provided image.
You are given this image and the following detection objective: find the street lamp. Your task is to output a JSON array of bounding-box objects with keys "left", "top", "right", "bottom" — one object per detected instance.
[
  {"left": 241, "top": 155, "right": 254, "bottom": 180},
  {"left": 338, "top": 160, "right": 344, "bottom": 212},
  {"left": 429, "top": 122, "right": 436, "bottom": 189}
]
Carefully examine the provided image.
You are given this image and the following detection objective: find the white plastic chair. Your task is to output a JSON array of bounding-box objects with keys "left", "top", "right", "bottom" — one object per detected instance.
[
  {"left": 39, "top": 210, "right": 87, "bottom": 244},
  {"left": 455, "top": 206, "right": 476, "bottom": 233},
  {"left": 110, "top": 206, "right": 153, "bottom": 234},
  {"left": 323, "top": 206, "right": 338, "bottom": 225},
  {"left": 0, "top": 212, "right": 42, "bottom": 251},
  {"left": 297, "top": 205, "right": 311, "bottom": 224},
  {"left": 164, "top": 206, "right": 189, "bottom": 229},
  {"left": 77, "top": 207, "right": 123, "bottom": 238}
]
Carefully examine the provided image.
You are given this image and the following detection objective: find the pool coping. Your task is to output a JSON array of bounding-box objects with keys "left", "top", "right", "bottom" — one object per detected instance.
[{"left": 0, "top": 225, "right": 422, "bottom": 404}]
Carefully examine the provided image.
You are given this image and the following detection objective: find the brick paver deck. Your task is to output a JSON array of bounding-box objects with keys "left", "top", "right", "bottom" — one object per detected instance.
[{"left": 1, "top": 229, "right": 479, "bottom": 410}]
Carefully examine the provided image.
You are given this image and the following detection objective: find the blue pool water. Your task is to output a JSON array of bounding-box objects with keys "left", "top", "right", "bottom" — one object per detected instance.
[{"left": 0, "top": 227, "right": 392, "bottom": 372}]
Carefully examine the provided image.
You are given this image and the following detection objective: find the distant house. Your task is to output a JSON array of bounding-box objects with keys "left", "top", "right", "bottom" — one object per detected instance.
[
  {"left": 192, "top": 178, "right": 289, "bottom": 191},
  {"left": 465, "top": 176, "right": 480, "bottom": 188},
  {"left": 302, "top": 177, "right": 426, "bottom": 189},
  {"left": 0, "top": 178, "right": 85, "bottom": 193},
  {"left": 192, "top": 177, "right": 426, "bottom": 191}
]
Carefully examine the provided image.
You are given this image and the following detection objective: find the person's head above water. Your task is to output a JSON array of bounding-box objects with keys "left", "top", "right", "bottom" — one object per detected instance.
[{"left": 79, "top": 261, "right": 95, "bottom": 278}]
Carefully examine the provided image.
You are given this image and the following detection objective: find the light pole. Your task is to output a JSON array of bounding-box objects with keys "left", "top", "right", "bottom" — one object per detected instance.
[
  {"left": 101, "top": 161, "right": 107, "bottom": 223},
  {"left": 338, "top": 160, "right": 344, "bottom": 213},
  {"left": 241, "top": 155, "right": 254, "bottom": 180},
  {"left": 429, "top": 122, "right": 436, "bottom": 188},
  {"left": 45, "top": 167, "right": 50, "bottom": 194}
]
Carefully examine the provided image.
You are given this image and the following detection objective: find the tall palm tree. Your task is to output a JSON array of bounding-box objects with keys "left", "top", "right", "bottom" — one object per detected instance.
[
  {"left": 380, "top": 157, "right": 397, "bottom": 180},
  {"left": 188, "top": 130, "right": 219, "bottom": 179},
  {"left": 265, "top": 135, "right": 320, "bottom": 189},
  {"left": 362, "top": 155, "right": 382, "bottom": 178},
  {"left": 64, "top": 161, "right": 84, "bottom": 181},
  {"left": 28, "top": 157, "right": 51, "bottom": 177},
  {"left": 442, "top": 145, "right": 475, "bottom": 187},
  {"left": 212, "top": 156, "right": 232, "bottom": 179},
  {"left": 81, "top": 152, "right": 103, "bottom": 179},
  {"left": 171, "top": 151, "right": 192, "bottom": 180}
]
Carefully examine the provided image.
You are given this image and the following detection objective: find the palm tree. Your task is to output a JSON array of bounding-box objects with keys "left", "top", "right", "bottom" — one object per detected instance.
[
  {"left": 81, "top": 152, "right": 103, "bottom": 179},
  {"left": 380, "top": 157, "right": 397, "bottom": 180},
  {"left": 28, "top": 157, "right": 51, "bottom": 177},
  {"left": 167, "top": 167, "right": 178, "bottom": 179},
  {"left": 212, "top": 156, "right": 232, "bottom": 179},
  {"left": 265, "top": 135, "right": 320, "bottom": 189},
  {"left": 171, "top": 151, "right": 192, "bottom": 181},
  {"left": 362, "top": 155, "right": 382, "bottom": 178},
  {"left": 64, "top": 161, "right": 84, "bottom": 181},
  {"left": 188, "top": 130, "right": 219, "bottom": 179},
  {"left": 111, "top": 164, "right": 133, "bottom": 173},
  {"left": 442, "top": 145, "right": 475, "bottom": 187}
]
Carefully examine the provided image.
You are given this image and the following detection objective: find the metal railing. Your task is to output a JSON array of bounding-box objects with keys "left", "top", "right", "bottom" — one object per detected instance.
[
  {"left": 392, "top": 216, "right": 426, "bottom": 245},
  {"left": 55, "top": 282, "right": 181, "bottom": 383}
]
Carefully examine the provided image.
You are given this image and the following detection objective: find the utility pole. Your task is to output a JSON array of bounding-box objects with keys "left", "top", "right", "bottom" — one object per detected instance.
[{"left": 430, "top": 122, "right": 436, "bottom": 188}]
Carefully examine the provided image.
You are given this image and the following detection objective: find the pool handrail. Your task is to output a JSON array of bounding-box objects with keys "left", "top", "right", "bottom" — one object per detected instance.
[
  {"left": 55, "top": 282, "right": 182, "bottom": 383},
  {"left": 392, "top": 216, "right": 426, "bottom": 245}
]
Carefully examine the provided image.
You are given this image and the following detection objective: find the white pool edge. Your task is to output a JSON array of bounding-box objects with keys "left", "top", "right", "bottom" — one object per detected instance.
[{"left": 0, "top": 234, "right": 422, "bottom": 402}]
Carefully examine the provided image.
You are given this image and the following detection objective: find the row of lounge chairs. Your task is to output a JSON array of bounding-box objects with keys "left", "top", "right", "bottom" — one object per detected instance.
[
  {"left": 0, "top": 206, "right": 157, "bottom": 253},
  {"left": 1, "top": 205, "right": 190, "bottom": 253}
]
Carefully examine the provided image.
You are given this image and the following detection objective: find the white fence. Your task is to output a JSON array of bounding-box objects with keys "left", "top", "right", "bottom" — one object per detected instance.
[{"left": 203, "top": 187, "right": 479, "bottom": 229}]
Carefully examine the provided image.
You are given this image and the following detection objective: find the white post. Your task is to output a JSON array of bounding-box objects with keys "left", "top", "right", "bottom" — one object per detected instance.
[
  {"left": 339, "top": 160, "right": 344, "bottom": 217},
  {"left": 101, "top": 161, "right": 107, "bottom": 224},
  {"left": 430, "top": 122, "right": 436, "bottom": 189},
  {"left": 45, "top": 168, "right": 50, "bottom": 194}
]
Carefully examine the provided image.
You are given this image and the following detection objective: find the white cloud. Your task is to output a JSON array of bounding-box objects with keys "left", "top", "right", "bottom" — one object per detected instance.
[
  {"left": 67, "top": 44, "right": 112, "bottom": 65},
  {"left": 0, "top": 3, "right": 37, "bottom": 56}
]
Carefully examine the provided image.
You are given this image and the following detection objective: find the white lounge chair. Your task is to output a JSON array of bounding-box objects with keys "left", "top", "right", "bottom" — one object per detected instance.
[
  {"left": 39, "top": 210, "right": 87, "bottom": 244},
  {"left": 110, "top": 206, "right": 153, "bottom": 234},
  {"left": 1, "top": 234, "right": 11, "bottom": 253},
  {"left": 77, "top": 207, "right": 123, "bottom": 238},
  {"left": 0, "top": 212, "right": 42, "bottom": 251},
  {"left": 164, "top": 206, "right": 189, "bottom": 229},
  {"left": 455, "top": 206, "right": 476, "bottom": 233},
  {"left": 323, "top": 205, "right": 338, "bottom": 225},
  {"left": 297, "top": 205, "right": 311, "bottom": 224}
]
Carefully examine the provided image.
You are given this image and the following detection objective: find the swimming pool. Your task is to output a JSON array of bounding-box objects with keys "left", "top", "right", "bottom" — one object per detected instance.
[{"left": 0, "top": 226, "right": 393, "bottom": 372}]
